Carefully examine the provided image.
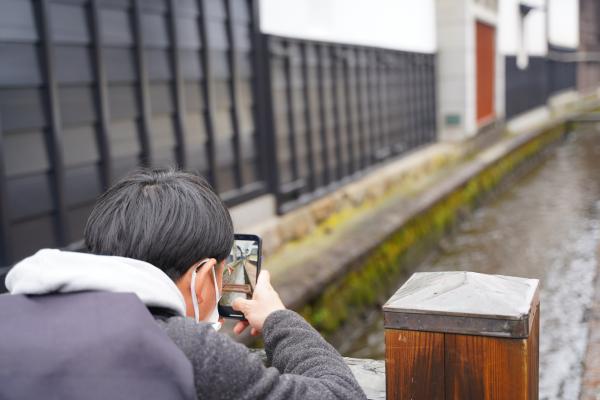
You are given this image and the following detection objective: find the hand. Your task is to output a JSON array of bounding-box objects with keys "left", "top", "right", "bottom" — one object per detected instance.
[{"left": 232, "top": 270, "right": 285, "bottom": 336}]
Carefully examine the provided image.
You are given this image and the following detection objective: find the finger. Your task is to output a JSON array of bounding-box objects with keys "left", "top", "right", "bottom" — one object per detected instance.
[
  {"left": 250, "top": 327, "right": 260, "bottom": 336},
  {"left": 256, "top": 269, "right": 271, "bottom": 288},
  {"left": 233, "top": 321, "right": 249, "bottom": 335},
  {"left": 232, "top": 297, "right": 252, "bottom": 312}
]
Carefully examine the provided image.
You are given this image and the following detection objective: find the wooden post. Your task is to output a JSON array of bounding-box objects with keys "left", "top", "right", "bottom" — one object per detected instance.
[{"left": 383, "top": 271, "right": 539, "bottom": 400}]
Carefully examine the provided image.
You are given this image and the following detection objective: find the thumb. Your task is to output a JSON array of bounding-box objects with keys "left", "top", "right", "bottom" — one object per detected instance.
[{"left": 232, "top": 297, "right": 253, "bottom": 313}]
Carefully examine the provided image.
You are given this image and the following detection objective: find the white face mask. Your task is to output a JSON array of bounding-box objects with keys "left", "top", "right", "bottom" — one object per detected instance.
[{"left": 190, "top": 259, "right": 222, "bottom": 331}]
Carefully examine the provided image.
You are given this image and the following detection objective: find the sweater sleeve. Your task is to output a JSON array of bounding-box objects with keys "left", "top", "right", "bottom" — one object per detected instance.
[{"left": 158, "top": 310, "right": 366, "bottom": 400}]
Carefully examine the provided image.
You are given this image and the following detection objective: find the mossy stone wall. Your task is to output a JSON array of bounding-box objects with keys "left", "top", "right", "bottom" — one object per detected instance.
[{"left": 299, "top": 124, "right": 566, "bottom": 336}]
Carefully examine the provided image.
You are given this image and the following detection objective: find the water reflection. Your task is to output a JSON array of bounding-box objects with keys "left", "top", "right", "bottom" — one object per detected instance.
[{"left": 341, "top": 129, "right": 600, "bottom": 400}]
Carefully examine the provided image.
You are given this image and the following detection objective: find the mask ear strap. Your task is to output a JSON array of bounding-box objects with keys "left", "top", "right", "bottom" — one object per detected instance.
[
  {"left": 191, "top": 258, "right": 210, "bottom": 322},
  {"left": 212, "top": 267, "right": 220, "bottom": 301}
]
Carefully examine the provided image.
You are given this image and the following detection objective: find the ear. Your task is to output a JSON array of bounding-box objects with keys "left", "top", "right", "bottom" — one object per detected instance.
[{"left": 176, "top": 258, "right": 217, "bottom": 318}]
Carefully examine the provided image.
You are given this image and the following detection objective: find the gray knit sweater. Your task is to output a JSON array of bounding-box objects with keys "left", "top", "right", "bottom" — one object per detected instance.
[{"left": 156, "top": 310, "right": 367, "bottom": 400}]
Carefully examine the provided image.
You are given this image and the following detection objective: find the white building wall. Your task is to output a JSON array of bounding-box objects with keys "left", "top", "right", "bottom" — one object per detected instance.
[
  {"left": 547, "top": 0, "right": 579, "bottom": 48},
  {"left": 436, "top": 0, "right": 470, "bottom": 141},
  {"left": 498, "top": 0, "right": 547, "bottom": 56},
  {"left": 259, "top": 0, "right": 437, "bottom": 53},
  {"left": 497, "top": 0, "right": 548, "bottom": 121},
  {"left": 437, "top": 0, "right": 502, "bottom": 141}
]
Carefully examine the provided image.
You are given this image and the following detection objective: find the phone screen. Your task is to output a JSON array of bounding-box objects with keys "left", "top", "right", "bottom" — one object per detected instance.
[{"left": 219, "top": 235, "right": 261, "bottom": 319}]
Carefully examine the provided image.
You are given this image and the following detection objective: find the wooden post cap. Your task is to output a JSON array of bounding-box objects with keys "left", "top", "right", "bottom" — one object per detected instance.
[{"left": 383, "top": 271, "right": 539, "bottom": 338}]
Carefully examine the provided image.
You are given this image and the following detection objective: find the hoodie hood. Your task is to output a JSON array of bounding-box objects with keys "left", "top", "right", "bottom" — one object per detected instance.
[{"left": 5, "top": 249, "right": 186, "bottom": 316}]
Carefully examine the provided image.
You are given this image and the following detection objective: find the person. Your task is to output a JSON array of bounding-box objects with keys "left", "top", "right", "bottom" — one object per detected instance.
[{"left": 4, "top": 168, "right": 367, "bottom": 400}]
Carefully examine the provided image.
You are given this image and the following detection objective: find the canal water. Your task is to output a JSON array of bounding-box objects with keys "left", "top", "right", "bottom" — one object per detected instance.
[{"left": 340, "top": 128, "right": 600, "bottom": 400}]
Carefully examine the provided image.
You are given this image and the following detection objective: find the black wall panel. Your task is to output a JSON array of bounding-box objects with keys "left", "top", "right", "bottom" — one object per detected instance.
[
  {"left": 505, "top": 50, "right": 577, "bottom": 119},
  {"left": 1, "top": 0, "right": 442, "bottom": 265},
  {"left": 267, "top": 36, "right": 437, "bottom": 212},
  {"left": 547, "top": 46, "right": 577, "bottom": 95},
  {"left": 0, "top": 0, "right": 266, "bottom": 265},
  {"left": 505, "top": 56, "right": 548, "bottom": 119}
]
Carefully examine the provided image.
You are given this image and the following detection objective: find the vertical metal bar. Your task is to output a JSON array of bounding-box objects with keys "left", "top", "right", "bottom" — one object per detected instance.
[
  {"left": 407, "top": 53, "right": 416, "bottom": 149},
  {"left": 354, "top": 48, "right": 364, "bottom": 169},
  {"left": 34, "top": 0, "right": 70, "bottom": 246},
  {"left": 197, "top": 0, "right": 218, "bottom": 189},
  {"left": 377, "top": 52, "right": 390, "bottom": 159},
  {"left": 371, "top": 49, "right": 383, "bottom": 160},
  {"left": 417, "top": 55, "right": 424, "bottom": 145},
  {"left": 316, "top": 44, "right": 331, "bottom": 186},
  {"left": 418, "top": 55, "right": 425, "bottom": 145},
  {"left": 330, "top": 46, "right": 343, "bottom": 179},
  {"left": 343, "top": 47, "right": 356, "bottom": 175},
  {"left": 132, "top": 0, "right": 153, "bottom": 166},
  {"left": 224, "top": 0, "right": 243, "bottom": 188},
  {"left": 365, "top": 48, "right": 377, "bottom": 164},
  {"left": 379, "top": 52, "right": 388, "bottom": 155},
  {"left": 393, "top": 54, "right": 403, "bottom": 152},
  {"left": 300, "top": 42, "right": 316, "bottom": 192},
  {"left": 388, "top": 54, "right": 398, "bottom": 153},
  {"left": 419, "top": 55, "right": 426, "bottom": 145},
  {"left": 257, "top": 34, "right": 281, "bottom": 207},
  {"left": 283, "top": 41, "right": 299, "bottom": 182},
  {"left": 425, "top": 55, "right": 432, "bottom": 142},
  {"left": 413, "top": 54, "right": 420, "bottom": 147},
  {"left": 401, "top": 53, "right": 412, "bottom": 150},
  {"left": 89, "top": 0, "right": 113, "bottom": 188},
  {"left": 431, "top": 54, "right": 438, "bottom": 141},
  {"left": 248, "top": 0, "right": 268, "bottom": 186},
  {"left": 375, "top": 50, "right": 385, "bottom": 156},
  {"left": 0, "top": 116, "right": 11, "bottom": 265},
  {"left": 168, "top": 0, "right": 188, "bottom": 169},
  {"left": 416, "top": 54, "right": 424, "bottom": 146},
  {"left": 357, "top": 48, "right": 370, "bottom": 169}
]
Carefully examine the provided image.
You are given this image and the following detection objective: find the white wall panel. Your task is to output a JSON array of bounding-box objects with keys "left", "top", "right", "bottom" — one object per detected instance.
[
  {"left": 499, "top": 0, "right": 547, "bottom": 56},
  {"left": 260, "top": 0, "right": 437, "bottom": 53},
  {"left": 548, "top": 0, "right": 579, "bottom": 48}
]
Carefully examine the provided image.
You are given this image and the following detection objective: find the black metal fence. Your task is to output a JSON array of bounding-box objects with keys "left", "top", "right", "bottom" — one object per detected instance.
[
  {"left": 0, "top": 0, "right": 267, "bottom": 264},
  {"left": 265, "top": 36, "right": 437, "bottom": 212},
  {"left": 0, "top": 0, "right": 439, "bottom": 266}
]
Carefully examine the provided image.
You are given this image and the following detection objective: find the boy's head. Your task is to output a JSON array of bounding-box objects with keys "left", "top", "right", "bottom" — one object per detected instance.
[{"left": 84, "top": 168, "right": 234, "bottom": 281}]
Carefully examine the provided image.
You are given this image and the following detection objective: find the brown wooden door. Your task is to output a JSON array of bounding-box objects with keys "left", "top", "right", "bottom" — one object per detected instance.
[{"left": 476, "top": 21, "right": 495, "bottom": 124}]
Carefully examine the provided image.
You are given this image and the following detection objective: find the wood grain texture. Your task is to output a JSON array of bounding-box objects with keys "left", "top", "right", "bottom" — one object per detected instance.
[
  {"left": 527, "top": 305, "right": 540, "bottom": 400},
  {"left": 385, "top": 329, "right": 445, "bottom": 400},
  {"left": 444, "top": 308, "right": 539, "bottom": 400},
  {"left": 385, "top": 307, "right": 539, "bottom": 399}
]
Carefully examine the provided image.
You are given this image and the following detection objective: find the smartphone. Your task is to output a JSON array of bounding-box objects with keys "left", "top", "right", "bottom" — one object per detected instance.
[{"left": 218, "top": 234, "right": 262, "bottom": 320}]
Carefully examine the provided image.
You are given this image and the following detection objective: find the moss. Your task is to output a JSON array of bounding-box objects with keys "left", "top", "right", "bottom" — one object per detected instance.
[{"left": 299, "top": 124, "right": 567, "bottom": 336}]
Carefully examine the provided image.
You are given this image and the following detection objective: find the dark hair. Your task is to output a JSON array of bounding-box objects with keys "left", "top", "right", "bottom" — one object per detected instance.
[{"left": 84, "top": 168, "right": 234, "bottom": 281}]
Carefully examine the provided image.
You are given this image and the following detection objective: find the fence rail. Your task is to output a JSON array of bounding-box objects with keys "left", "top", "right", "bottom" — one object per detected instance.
[{"left": 264, "top": 36, "right": 437, "bottom": 212}]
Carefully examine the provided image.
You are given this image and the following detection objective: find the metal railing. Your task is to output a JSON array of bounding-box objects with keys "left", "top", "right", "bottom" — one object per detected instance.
[
  {"left": 0, "top": 1, "right": 440, "bottom": 266},
  {"left": 0, "top": 0, "right": 268, "bottom": 264},
  {"left": 263, "top": 36, "right": 437, "bottom": 212}
]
